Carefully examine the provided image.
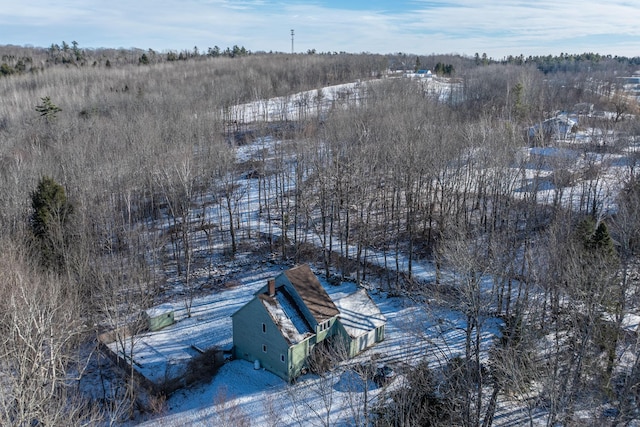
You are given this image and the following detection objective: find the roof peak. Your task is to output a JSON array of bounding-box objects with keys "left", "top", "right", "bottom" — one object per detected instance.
[{"left": 281, "top": 264, "right": 340, "bottom": 322}]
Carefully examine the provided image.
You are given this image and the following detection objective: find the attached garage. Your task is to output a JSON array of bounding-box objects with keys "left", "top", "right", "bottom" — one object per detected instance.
[{"left": 333, "top": 289, "right": 386, "bottom": 358}]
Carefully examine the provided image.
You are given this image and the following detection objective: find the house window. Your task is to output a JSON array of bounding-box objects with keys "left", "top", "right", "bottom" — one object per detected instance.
[
  {"left": 262, "top": 344, "right": 267, "bottom": 353},
  {"left": 262, "top": 323, "right": 266, "bottom": 333},
  {"left": 318, "top": 320, "right": 329, "bottom": 332},
  {"left": 280, "top": 354, "right": 285, "bottom": 363}
]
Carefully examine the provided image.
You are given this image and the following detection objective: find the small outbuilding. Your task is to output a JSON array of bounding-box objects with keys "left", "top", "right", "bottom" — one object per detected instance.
[{"left": 144, "top": 303, "right": 175, "bottom": 332}]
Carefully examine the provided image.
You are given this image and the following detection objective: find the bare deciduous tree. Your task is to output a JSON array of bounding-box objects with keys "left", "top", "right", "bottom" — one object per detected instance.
[{"left": 0, "top": 237, "right": 99, "bottom": 426}]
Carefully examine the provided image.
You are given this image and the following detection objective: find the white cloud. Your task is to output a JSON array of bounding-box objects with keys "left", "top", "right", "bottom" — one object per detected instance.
[{"left": 0, "top": 0, "right": 638, "bottom": 57}]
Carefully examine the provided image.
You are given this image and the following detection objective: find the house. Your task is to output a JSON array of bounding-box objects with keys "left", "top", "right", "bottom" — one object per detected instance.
[
  {"left": 231, "top": 264, "right": 386, "bottom": 381},
  {"left": 403, "top": 69, "right": 433, "bottom": 80},
  {"left": 528, "top": 114, "right": 578, "bottom": 142}
]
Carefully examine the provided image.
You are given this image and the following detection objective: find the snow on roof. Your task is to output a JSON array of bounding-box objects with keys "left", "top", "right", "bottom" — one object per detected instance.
[
  {"left": 259, "top": 290, "right": 313, "bottom": 345},
  {"left": 145, "top": 303, "right": 174, "bottom": 318},
  {"left": 277, "top": 288, "right": 314, "bottom": 334},
  {"left": 333, "top": 289, "right": 386, "bottom": 338},
  {"left": 544, "top": 115, "right": 576, "bottom": 126}
]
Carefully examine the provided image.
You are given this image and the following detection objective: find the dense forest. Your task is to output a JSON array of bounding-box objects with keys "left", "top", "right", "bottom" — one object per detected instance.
[{"left": 1, "top": 43, "right": 640, "bottom": 425}]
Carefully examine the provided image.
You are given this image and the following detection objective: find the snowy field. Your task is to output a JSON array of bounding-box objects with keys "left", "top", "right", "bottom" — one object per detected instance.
[
  {"left": 228, "top": 81, "right": 366, "bottom": 124},
  {"left": 227, "top": 76, "right": 460, "bottom": 124}
]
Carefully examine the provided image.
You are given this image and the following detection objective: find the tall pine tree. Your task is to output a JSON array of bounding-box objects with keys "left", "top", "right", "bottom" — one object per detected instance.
[{"left": 30, "top": 176, "right": 73, "bottom": 269}]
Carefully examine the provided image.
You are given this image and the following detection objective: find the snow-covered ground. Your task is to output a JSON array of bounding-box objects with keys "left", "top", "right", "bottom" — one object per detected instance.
[
  {"left": 516, "top": 142, "right": 633, "bottom": 213},
  {"left": 227, "top": 76, "right": 460, "bottom": 124},
  {"left": 96, "top": 79, "right": 640, "bottom": 426},
  {"left": 228, "top": 81, "right": 366, "bottom": 124},
  {"left": 128, "top": 266, "right": 502, "bottom": 427}
]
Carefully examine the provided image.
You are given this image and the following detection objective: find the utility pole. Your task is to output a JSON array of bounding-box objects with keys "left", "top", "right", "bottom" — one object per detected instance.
[{"left": 291, "top": 29, "right": 294, "bottom": 54}]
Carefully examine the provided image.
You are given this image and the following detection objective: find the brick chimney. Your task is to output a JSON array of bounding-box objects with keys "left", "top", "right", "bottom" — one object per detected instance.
[{"left": 268, "top": 279, "right": 276, "bottom": 297}]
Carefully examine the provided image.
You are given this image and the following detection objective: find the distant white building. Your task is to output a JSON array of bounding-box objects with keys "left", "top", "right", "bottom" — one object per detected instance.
[{"left": 404, "top": 69, "right": 433, "bottom": 80}]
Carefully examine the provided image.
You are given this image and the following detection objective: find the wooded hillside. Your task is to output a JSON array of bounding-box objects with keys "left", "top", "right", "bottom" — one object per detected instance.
[{"left": 1, "top": 45, "right": 640, "bottom": 425}]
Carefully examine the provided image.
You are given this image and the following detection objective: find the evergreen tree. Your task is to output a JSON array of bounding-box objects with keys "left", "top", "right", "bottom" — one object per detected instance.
[
  {"left": 30, "top": 176, "right": 73, "bottom": 269},
  {"left": 592, "top": 222, "right": 615, "bottom": 257},
  {"left": 71, "top": 40, "right": 82, "bottom": 61},
  {"left": 512, "top": 82, "right": 525, "bottom": 121},
  {"left": 35, "top": 96, "right": 62, "bottom": 122},
  {"left": 577, "top": 217, "right": 616, "bottom": 261}
]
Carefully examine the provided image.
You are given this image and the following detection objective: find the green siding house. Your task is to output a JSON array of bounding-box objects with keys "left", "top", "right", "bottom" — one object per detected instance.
[{"left": 232, "top": 264, "right": 386, "bottom": 382}]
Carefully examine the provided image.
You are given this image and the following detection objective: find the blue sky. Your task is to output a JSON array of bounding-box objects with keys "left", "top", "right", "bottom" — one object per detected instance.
[{"left": 1, "top": 1, "right": 639, "bottom": 58}]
